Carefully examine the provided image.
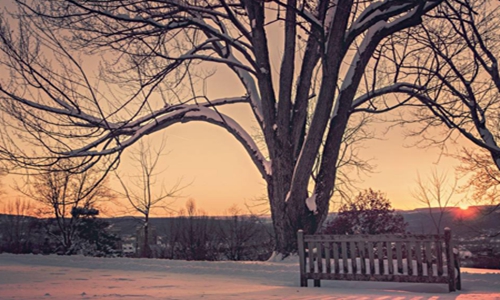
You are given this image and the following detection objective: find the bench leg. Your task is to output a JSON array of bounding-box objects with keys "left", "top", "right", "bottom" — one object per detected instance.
[
  {"left": 300, "top": 277, "right": 307, "bottom": 287},
  {"left": 314, "top": 279, "right": 320, "bottom": 287},
  {"left": 455, "top": 266, "right": 462, "bottom": 291},
  {"left": 448, "top": 278, "right": 456, "bottom": 292}
]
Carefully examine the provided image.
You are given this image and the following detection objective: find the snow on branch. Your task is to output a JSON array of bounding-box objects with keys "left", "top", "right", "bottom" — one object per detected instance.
[
  {"left": 351, "top": 83, "right": 422, "bottom": 109},
  {"left": 340, "top": 20, "right": 387, "bottom": 94},
  {"left": 351, "top": 2, "right": 409, "bottom": 32},
  {"left": 346, "top": 1, "right": 442, "bottom": 46},
  {"left": 67, "top": 100, "right": 270, "bottom": 179},
  {"left": 181, "top": 106, "right": 271, "bottom": 178},
  {"left": 126, "top": 96, "right": 249, "bottom": 129},
  {"left": 190, "top": 17, "right": 263, "bottom": 125},
  {"left": 305, "top": 193, "right": 318, "bottom": 214}
]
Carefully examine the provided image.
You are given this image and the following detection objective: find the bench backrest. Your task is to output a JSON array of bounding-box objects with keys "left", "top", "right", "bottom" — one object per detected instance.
[{"left": 297, "top": 228, "right": 458, "bottom": 291}]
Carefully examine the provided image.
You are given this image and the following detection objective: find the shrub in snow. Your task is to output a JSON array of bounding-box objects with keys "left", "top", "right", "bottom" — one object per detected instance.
[
  {"left": 323, "top": 189, "right": 408, "bottom": 235},
  {"left": 74, "top": 218, "right": 120, "bottom": 257}
]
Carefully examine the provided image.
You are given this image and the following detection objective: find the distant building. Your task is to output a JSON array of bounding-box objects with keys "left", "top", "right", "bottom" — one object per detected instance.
[{"left": 121, "top": 236, "right": 137, "bottom": 256}]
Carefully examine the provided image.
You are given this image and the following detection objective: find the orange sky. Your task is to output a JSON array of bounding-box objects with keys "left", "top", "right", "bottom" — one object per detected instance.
[
  {"left": 113, "top": 48, "right": 469, "bottom": 216},
  {"left": 0, "top": 64, "right": 469, "bottom": 216},
  {"left": 116, "top": 115, "right": 466, "bottom": 216},
  {"left": 75, "top": 114, "right": 463, "bottom": 219},
  {"left": 0, "top": 1, "right": 472, "bottom": 217},
  {"left": 0, "top": 120, "right": 471, "bottom": 217},
  {"left": 102, "top": 69, "right": 469, "bottom": 216}
]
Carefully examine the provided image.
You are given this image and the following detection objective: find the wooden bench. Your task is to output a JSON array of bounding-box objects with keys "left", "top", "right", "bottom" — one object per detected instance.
[{"left": 298, "top": 228, "right": 461, "bottom": 292}]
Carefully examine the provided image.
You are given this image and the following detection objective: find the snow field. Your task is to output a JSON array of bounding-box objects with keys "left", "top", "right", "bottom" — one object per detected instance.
[{"left": 0, "top": 254, "right": 499, "bottom": 299}]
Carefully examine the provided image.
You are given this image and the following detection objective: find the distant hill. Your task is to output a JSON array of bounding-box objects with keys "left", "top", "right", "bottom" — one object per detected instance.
[
  {"left": 1, "top": 205, "right": 498, "bottom": 238},
  {"left": 322, "top": 205, "right": 500, "bottom": 237},
  {"left": 103, "top": 205, "right": 499, "bottom": 238},
  {"left": 400, "top": 206, "right": 500, "bottom": 236}
]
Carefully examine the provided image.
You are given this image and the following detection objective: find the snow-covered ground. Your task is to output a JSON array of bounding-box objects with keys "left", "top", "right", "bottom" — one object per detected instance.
[{"left": 0, "top": 254, "right": 499, "bottom": 299}]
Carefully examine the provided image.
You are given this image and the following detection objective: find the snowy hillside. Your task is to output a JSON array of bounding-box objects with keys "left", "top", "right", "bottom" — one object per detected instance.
[{"left": 0, "top": 254, "right": 499, "bottom": 299}]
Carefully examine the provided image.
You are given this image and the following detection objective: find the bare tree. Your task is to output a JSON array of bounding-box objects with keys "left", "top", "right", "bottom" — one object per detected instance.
[
  {"left": 217, "top": 205, "right": 270, "bottom": 260},
  {"left": 331, "top": 114, "right": 376, "bottom": 203},
  {"left": 412, "top": 170, "right": 458, "bottom": 234},
  {"left": 358, "top": 0, "right": 500, "bottom": 234},
  {"left": 454, "top": 147, "right": 500, "bottom": 237},
  {"left": 176, "top": 199, "right": 219, "bottom": 261},
  {"left": 369, "top": 1, "right": 500, "bottom": 173},
  {"left": 456, "top": 148, "right": 500, "bottom": 209},
  {"left": 0, "top": 0, "right": 445, "bottom": 256},
  {"left": 18, "top": 164, "right": 114, "bottom": 253},
  {"left": 115, "top": 137, "right": 183, "bottom": 258}
]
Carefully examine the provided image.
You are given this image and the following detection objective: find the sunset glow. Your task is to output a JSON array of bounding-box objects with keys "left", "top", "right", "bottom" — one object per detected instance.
[
  {"left": 1, "top": 2, "right": 500, "bottom": 292},
  {"left": 0, "top": 0, "right": 472, "bottom": 216}
]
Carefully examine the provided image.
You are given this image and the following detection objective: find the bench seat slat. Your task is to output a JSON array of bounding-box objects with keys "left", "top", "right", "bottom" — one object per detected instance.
[{"left": 304, "top": 273, "right": 450, "bottom": 284}]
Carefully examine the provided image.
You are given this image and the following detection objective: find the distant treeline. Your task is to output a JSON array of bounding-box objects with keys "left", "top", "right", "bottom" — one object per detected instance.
[
  {"left": 0, "top": 213, "right": 275, "bottom": 261},
  {"left": 1, "top": 205, "right": 498, "bottom": 264}
]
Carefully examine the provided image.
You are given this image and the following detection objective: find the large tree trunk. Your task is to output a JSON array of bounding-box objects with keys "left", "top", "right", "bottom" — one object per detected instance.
[
  {"left": 267, "top": 151, "right": 315, "bottom": 258},
  {"left": 268, "top": 180, "right": 321, "bottom": 258},
  {"left": 268, "top": 92, "right": 354, "bottom": 259}
]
